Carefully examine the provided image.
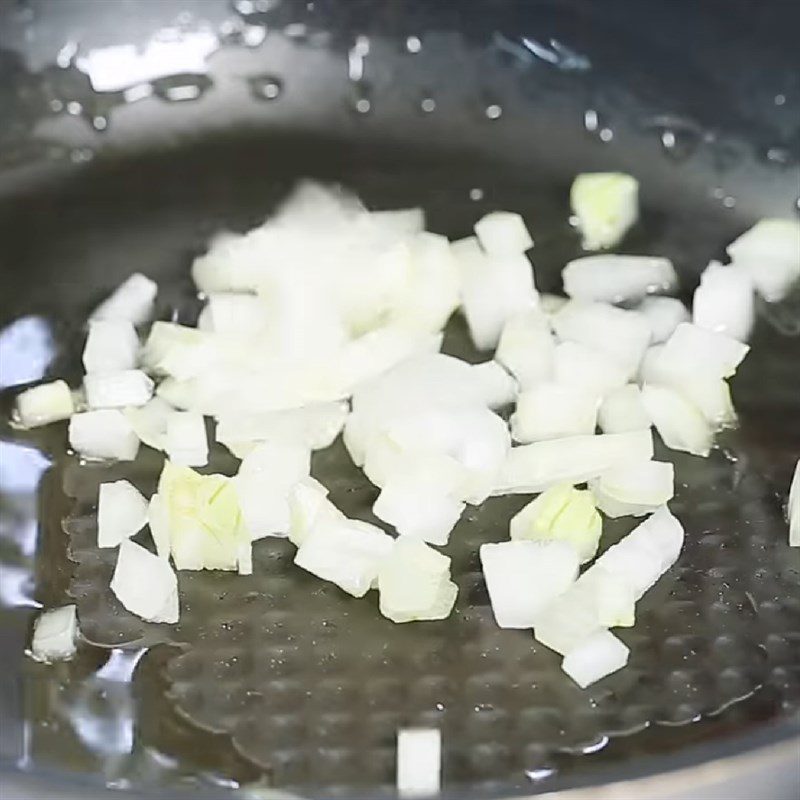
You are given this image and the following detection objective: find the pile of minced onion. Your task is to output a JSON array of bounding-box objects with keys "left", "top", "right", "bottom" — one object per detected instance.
[{"left": 17, "top": 177, "right": 800, "bottom": 691}]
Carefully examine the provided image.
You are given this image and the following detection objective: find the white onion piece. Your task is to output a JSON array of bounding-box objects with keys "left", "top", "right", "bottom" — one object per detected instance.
[
  {"left": 452, "top": 236, "right": 537, "bottom": 351},
  {"left": 216, "top": 401, "right": 348, "bottom": 455},
  {"left": 197, "top": 293, "right": 268, "bottom": 336},
  {"left": 470, "top": 361, "right": 517, "bottom": 408},
  {"left": 562, "top": 255, "right": 676, "bottom": 303},
  {"left": 641, "top": 384, "right": 713, "bottom": 457},
  {"left": 726, "top": 218, "right": 800, "bottom": 302},
  {"left": 598, "top": 384, "right": 651, "bottom": 434},
  {"left": 495, "top": 309, "right": 555, "bottom": 388},
  {"left": 494, "top": 429, "right": 653, "bottom": 495},
  {"left": 84, "top": 369, "right": 154, "bottom": 409},
  {"left": 474, "top": 210, "right": 533, "bottom": 255},
  {"left": 480, "top": 540, "right": 578, "bottom": 628},
  {"left": 553, "top": 341, "right": 629, "bottom": 396},
  {"left": 693, "top": 261, "right": 754, "bottom": 341},
  {"left": 191, "top": 228, "right": 274, "bottom": 294},
  {"left": 124, "top": 396, "right": 175, "bottom": 451},
  {"left": 90, "top": 273, "right": 157, "bottom": 326},
  {"left": 510, "top": 483, "right": 602, "bottom": 564},
  {"left": 30, "top": 606, "right": 79, "bottom": 662},
  {"left": 510, "top": 382, "right": 598, "bottom": 443},
  {"left": 790, "top": 460, "right": 799, "bottom": 547},
  {"left": 590, "top": 460, "right": 674, "bottom": 518},
  {"left": 165, "top": 411, "right": 208, "bottom": 467},
  {"left": 562, "top": 630, "right": 629, "bottom": 688},
  {"left": 237, "top": 542, "right": 253, "bottom": 576},
  {"left": 110, "top": 540, "right": 179, "bottom": 623},
  {"left": 14, "top": 380, "right": 75, "bottom": 428},
  {"left": 637, "top": 296, "right": 690, "bottom": 344},
  {"left": 140, "top": 322, "right": 217, "bottom": 381},
  {"left": 374, "top": 477, "right": 465, "bottom": 546},
  {"left": 98, "top": 480, "right": 148, "bottom": 548},
  {"left": 83, "top": 320, "right": 139, "bottom": 373},
  {"left": 235, "top": 441, "right": 311, "bottom": 539},
  {"left": 552, "top": 300, "right": 651, "bottom": 379},
  {"left": 370, "top": 207, "right": 425, "bottom": 236},
  {"left": 379, "top": 538, "right": 457, "bottom": 623},
  {"left": 659, "top": 322, "right": 749, "bottom": 380},
  {"left": 397, "top": 728, "right": 441, "bottom": 798},
  {"left": 155, "top": 377, "right": 195, "bottom": 410},
  {"left": 288, "top": 479, "right": 345, "bottom": 547},
  {"left": 69, "top": 409, "right": 140, "bottom": 461},
  {"left": 570, "top": 172, "right": 639, "bottom": 251},
  {"left": 294, "top": 518, "right": 394, "bottom": 597},
  {"left": 147, "top": 493, "right": 170, "bottom": 558},
  {"left": 540, "top": 293, "right": 569, "bottom": 317}
]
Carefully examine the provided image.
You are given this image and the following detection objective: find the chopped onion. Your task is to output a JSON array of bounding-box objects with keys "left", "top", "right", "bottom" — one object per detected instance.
[
  {"left": 235, "top": 441, "right": 311, "bottom": 539},
  {"left": 110, "top": 540, "right": 179, "bottom": 623},
  {"left": 540, "top": 293, "right": 569, "bottom": 317},
  {"left": 191, "top": 228, "right": 273, "bottom": 294},
  {"left": 470, "top": 361, "right": 518, "bottom": 408},
  {"left": 474, "top": 210, "right": 533, "bottom": 255},
  {"left": 495, "top": 309, "right": 555, "bottom": 388},
  {"left": 562, "top": 255, "right": 676, "bottom": 303},
  {"left": 726, "top": 218, "right": 800, "bottom": 302},
  {"left": 510, "top": 382, "right": 598, "bottom": 443},
  {"left": 197, "top": 293, "right": 269, "bottom": 336},
  {"left": 637, "top": 296, "right": 690, "bottom": 344},
  {"left": 69, "top": 409, "right": 140, "bottom": 461},
  {"left": 98, "top": 480, "right": 148, "bottom": 548},
  {"left": 553, "top": 341, "right": 629, "bottom": 396},
  {"left": 370, "top": 207, "right": 425, "bottom": 236},
  {"left": 510, "top": 483, "right": 602, "bottom": 563},
  {"left": 147, "top": 493, "right": 170, "bottom": 558},
  {"left": 237, "top": 541, "right": 253, "bottom": 576},
  {"left": 552, "top": 300, "right": 651, "bottom": 379},
  {"left": 30, "top": 606, "right": 79, "bottom": 662},
  {"left": 84, "top": 369, "right": 154, "bottom": 409},
  {"left": 480, "top": 540, "right": 578, "bottom": 628},
  {"left": 693, "top": 261, "right": 754, "bottom": 342},
  {"left": 140, "top": 322, "right": 217, "bottom": 381},
  {"left": 641, "top": 384, "right": 712, "bottom": 457},
  {"left": 452, "top": 236, "right": 537, "bottom": 350},
  {"left": 83, "top": 319, "right": 139, "bottom": 373},
  {"left": 378, "top": 538, "right": 457, "bottom": 622},
  {"left": 165, "top": 411, "right": 208, "bottom": 467},
  {"left": 374, "top": 475, "right": 465, "bottom": 546},
  {"left": 124, "top": 396, "right": 175, "bottom": 451},
  {"left": 561, "top": 629, "right": 629, "bottom": 688},
  {"left": 598, "top": 384, "right": 651, "bottom": 434},
  {"left": 590, "top": 460, "right": 674, "bottom": 518},
  {"left": 158, "top": 462, "right": 250, "bottom": 571},
  {"left": 659, "top": 322, "right": 749, "bottom": 380},
  {"left": 216, "top": 401, "right": 348, "bottom": 457},
  {"left": 294, "top": 517, "right": 394, "bottom": 597},
  {"left": 790, "top": 459, "right": 799, "bottom": 547},
  {"left": 90, "top": 273, "right": 157, "bottom": 326},
  {"left": 288, "top": 478, "right": 345, "bottom": 547},
  {"left": 494, "top": 429, "right": 653, "bottom": 495},
  {"left": 14, "top": 380, "right": 75, "bottom": 428},
  {"left": 570, "top": 172, "right": 639, "bottom": 251},
  {"left": 397, "top": 728, "right": 441, "bottom": 798}
]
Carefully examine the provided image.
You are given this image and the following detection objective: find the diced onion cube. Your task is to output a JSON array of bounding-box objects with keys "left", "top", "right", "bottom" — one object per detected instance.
[
  {"left": 692, "top": 261, "right": 754, "bottom": 342},
  {"left": 510, "top": 382, "right": 598, "bottom": 443},
  {"left": 91, "top": 273, "right": 157, "bottom": 326},
  {"left": 98, "top": 480, "right": 148, "bottom": 548},
  {"left": 124, "top": 396, "right": 175, "bottom": 451},
  {"left": 570, "top": 172, "right": 639, "bottom": 251},
  {"left": 659, "top": 322, "right": 749, "bottom": 380},
  {"left": 590, "top": 460, "right": 674, "bottom": 518},
  {"left": 562, "top": 255, "right": 676, "bottom": 303},
  {"left": 197, "top": 293, "right": 268, "bottom": 336},
  {"left": 371, "top": 207, "right": 425, "bottom": 236},
  {"left": 495, "top": 309, "right": 555, "bottom": 388},
  {"left": 637, "top": 296, "right": 690, "bottom": 344},
  {"left": 641, "top": 384, "right": 712, "bottom": 457},
  {"left": 288, "top": 479, "right": 345, "bottom": 547},
  {"left": 562, "top": 630, "right": 629, "bottom": 688},
  {"left": 110, "top": 540, "right": 179, "bottom": 623},
  {"left": 165, "top": 411, "right": 208, "bottom": 467},
  {"left": 69, "top": 409, "right": 140, "bottom": 461},
  {"left": 470, "top": 361, "right": 517, "bottom": 408},
  {"left": 553, "top": 341, "right": 628, "bottom": 396},
  {"left": 84, "top": 369, "right": 154, "bottom": 409},
  {"left": 474, "top": 210, "right": 533, "bottom": 255},
  {"left": 30, "top": 605, "right": 79, "bottom": 662},
  {"left": 397, "top": 728, "right": 441, "bottom": 798},
  {"left": 598, "top": 384, "right": 651, "bottom": 434},
  {"left": 480, "top": 540, "right": 578, "bottom": 628},
  {"left": 14, "top": 380, "right": 75, "bottom": 428},
  {"left": 83, "top": 319, "right": 139, "bottom": 373}
]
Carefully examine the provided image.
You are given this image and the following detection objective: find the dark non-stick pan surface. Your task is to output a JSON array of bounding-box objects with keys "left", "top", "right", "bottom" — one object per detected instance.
[{"left": 0, "top": 1, "right": 799, "bottom": 797}]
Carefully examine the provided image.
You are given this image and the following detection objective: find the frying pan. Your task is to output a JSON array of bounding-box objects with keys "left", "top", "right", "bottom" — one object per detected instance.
[{"left": 0, "top": 0, "right": 798, "bottom": 797}]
